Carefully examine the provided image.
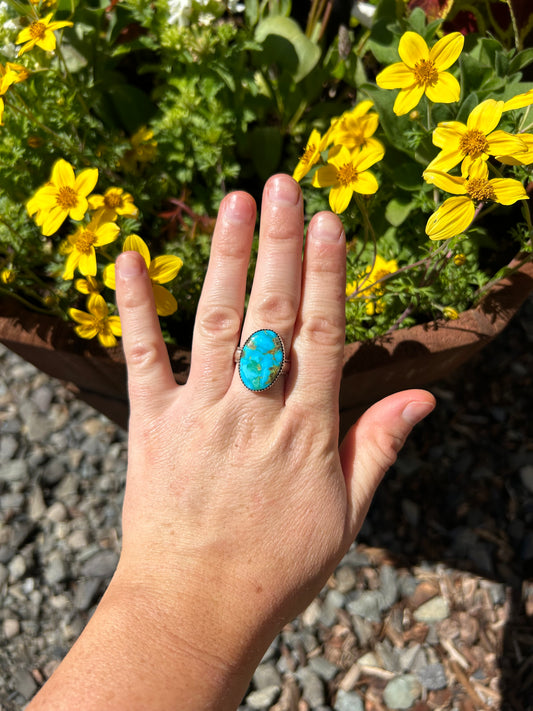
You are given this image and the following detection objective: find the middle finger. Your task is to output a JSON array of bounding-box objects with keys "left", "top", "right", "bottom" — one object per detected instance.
[{"left": 236, "top": 174, "right": 304, "bottom": 398}]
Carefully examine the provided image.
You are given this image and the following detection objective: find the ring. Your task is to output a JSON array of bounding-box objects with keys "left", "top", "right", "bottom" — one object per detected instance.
[{"left": 234, "top": 329, "right": 290, "bottom": 392}]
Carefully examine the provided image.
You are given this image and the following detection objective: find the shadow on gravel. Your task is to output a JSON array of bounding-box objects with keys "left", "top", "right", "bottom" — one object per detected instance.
[{"left": 357, "top": 294, "right": 533, "bottom": 710}]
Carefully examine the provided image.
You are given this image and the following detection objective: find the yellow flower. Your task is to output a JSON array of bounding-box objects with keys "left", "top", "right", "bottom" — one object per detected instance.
[
  {"left": 103, "top": 234, "right": 183, "bottom": 316},
  {"left": 68, "top": 294, "right": 121, "bottom": 348},
  {"left": 443, "top": 306, "right": 459, "bottom": 319},
  {"left": 62, "top": 216, "right": 120, "bottom": 280},
  {"left": 16, "top": 13, "right": 73, "bottom": 57},
  {"left": 424, "top": 99, "right": 526, "bottom": 175},
  {"left": 496, "top": 133, "right": 533, "bottom": 166},
  {"left": 0, "top": 62, "right": 29, "bottom": 125},
  {"left": 121, "top": 126, "right": 157, "bottom": 172},
  {"left": 346, "top": 254, "right": 399, "bottom": 315},
  {"left": 27, "top": 159, "right": 98, "bottom": 236},
  {"left": 1, "top": 268, "right": 15, "bottom": 284},
  {"left": 328, "top": 101, "right": 384, "bottom": 154},
  {"left": 292, "top": 129, "right": 329, "bottom": 182},
  {"left": 74, "top": 275, "right": 101, "bottom": 295},
  {"left": 88, "top": 187, "right": 139, "bottom": 222},
  {"left": 424, "top": 161, "right": 528, "bottom": 241},
  {"left": 376, "top": 31, "right": 464, "bottom": 116},
  {"left": 312, "top": 144, "right": 384, "bottom": 214},
  {"left": 503, "top": 89, "right": 533, "bottom": 112},
  {"left": 453, "top": 253, "right": 466, "bottom": 266}
]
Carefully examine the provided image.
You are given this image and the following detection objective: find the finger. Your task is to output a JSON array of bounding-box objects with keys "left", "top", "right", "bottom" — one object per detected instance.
[
  {"left": 188, "top": 191, "right": 256, "bottom": 402},
  {"left": 287, "top": 211, "right": 345, "bottom": 413},
  {"left": 237, "top": 174, "right": 304, "bottom": 398},
  {"left": 116, "top": 251, "right": 177, "bottom": 410},
  {"left": 340, "top": 390, "right": 436, "bottom": 540}
]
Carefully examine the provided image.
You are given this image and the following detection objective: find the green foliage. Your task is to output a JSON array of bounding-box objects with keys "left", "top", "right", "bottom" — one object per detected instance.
[{"left": 0, "top": 0, "right": 532, "bottom": 348}]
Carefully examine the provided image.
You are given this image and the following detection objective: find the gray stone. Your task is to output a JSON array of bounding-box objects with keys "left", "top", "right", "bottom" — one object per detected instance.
[
  {"left": 46, "top": 501, "right": 68, "bottom": 523},
  {"left": 2, "top": 459, "right": 28, "bottom": 482},
  {"left": 383, "top": 674, "right": 422, "bottom": 709},
  {"left": 320, "top": 588, "right": 344, "bottom": 626},
  {"left": 45, "top": 552, "right": 68, "bottom": 585},
  {"left": 297, "top": 667, "right": 325, "bottom": 707},
  {"left": 31, "top": 384, "right": 54, "bottom": 413},
  {"left": 74, "top": 577, "right": 101, "bottom": 611},
  {"left": 80, "top": 549, "right": 119, "bottom": 578},
  {"left": 246, "top": 684, "right": 280, "bottom": 709},
  {"left": 0, "top": 433, "right": 18, "bottom": 460},
  {"left": 309, "top": 656, "right": 339, "bottom": 682},
  {"left": 417, "top": 663, "right": 447, "bottom": 690},
  {"left": 253, "top": 662, "right": 281, "bottom": 690},
  {"left": 347, "top": 591, "right": 382, "bottom": 622},
  {"left": 379, "top": 565, "right": 399, "bottom": 610},
  {"left": 413, "top": 596, "right": 449, "bottom": 623},
  {"left": 28, "top": 486, "right": 46, "bottom": 520},
  {"left": 3, "top": 617, "right": 20, "bottom": 639},
  {"left": 13, "top": 668, "right": 38, "bottom": 699},
  {"left": 8, "top": 554, "right": 27, "bottom": 582},
  {"left": 334, "top": 689, "right": 364, "bottom": 711},
  {"left": 335, "top": 565, "right": 357, "bottom": 594}
]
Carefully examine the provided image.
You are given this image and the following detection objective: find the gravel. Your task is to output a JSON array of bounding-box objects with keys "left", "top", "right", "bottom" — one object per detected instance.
[{"left": 1, "top": 294, "right": 533, "bottom": 709}]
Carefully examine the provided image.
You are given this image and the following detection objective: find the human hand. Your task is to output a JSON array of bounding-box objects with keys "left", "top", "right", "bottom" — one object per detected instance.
[{"left": 28, "top": 174, "right": 435, "bottom": 711}]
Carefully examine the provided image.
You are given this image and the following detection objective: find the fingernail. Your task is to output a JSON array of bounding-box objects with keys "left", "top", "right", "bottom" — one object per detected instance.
[
  {"left": 402, "top": 401, "right": 435, "bottom": 427},
  {"left": 224, "top": 192, "right": 256, "bottom": 224},
  {"left": 117, "top": 251, "right": 143, "bottom": 278},
  {"left": 268, "top": 175, "right": 301, "bottom": 205},
  {"left": 311, "top": 212, "right": 344, "bottom": 243}
]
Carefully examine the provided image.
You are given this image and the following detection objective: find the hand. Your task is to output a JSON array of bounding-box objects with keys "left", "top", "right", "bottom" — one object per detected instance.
[{"left": 28, "top": 174, "right": 435, "bottom": 711}]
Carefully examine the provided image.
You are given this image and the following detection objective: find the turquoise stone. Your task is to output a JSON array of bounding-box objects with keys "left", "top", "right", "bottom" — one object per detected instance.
[{"left": 239, "top": 329, "right": 284, "bottom": 392}]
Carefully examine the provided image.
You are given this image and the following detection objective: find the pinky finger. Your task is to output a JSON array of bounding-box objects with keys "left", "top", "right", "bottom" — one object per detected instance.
[{"left": 115, "top": 251, "right": 177, "bottom": 411}]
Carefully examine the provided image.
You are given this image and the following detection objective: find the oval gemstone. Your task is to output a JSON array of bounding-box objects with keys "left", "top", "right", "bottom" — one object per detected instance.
[{"left": 238, "top": 329, "right": 284, "bottom": 392}]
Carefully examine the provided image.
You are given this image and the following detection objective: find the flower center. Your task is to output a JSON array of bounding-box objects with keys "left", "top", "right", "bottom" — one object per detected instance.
[
  {"left": 56, "top": 186, "right": 78, "bottom": 210},
  {"left": 29, "top": 21, "right": 46, "bottom": 40},
  {"left": 104, "top": 192, "right": 123, "bottom": 209},
  {"left": 466, "top": 177, "right": 496, "bottom": 203},
  {"left": 459, "top": 129, "right": 489, "bottom": 158},
  {"left": 75, "top": 229, "right": 97, "bottom": 254},
  {"left": 336, "top": 162, "right": 358, "bottom": 186},
  {"left": 413, "top": 59, "right": 439, "bottom": 87}
]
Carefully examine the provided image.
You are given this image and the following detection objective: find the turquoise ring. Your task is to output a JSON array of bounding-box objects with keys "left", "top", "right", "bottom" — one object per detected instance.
[{"left": 234, "top": 329, "right": 290, "bottom": 392}]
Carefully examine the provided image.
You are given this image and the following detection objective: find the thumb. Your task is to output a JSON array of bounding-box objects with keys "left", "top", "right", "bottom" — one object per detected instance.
[{"left": 340, "top": 389, "right": 435, "bottom": 539}]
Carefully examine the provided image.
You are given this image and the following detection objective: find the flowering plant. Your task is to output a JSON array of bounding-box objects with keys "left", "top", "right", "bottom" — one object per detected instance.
[{"left": 0, "top": 0, "right": 532, "bottom": 347}]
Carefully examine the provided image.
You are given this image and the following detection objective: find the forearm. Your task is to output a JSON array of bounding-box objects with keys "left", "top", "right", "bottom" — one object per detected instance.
[{"left": 27, "top": 575, "right": 267, "bottom": 711}]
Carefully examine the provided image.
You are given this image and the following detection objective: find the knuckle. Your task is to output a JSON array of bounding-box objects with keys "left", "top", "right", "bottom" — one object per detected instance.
[
  {"left": 197, "top": 305, "right": 242, "bottom": 342},
  {"left": 127, "top": 338, "right": 166, "bottom": 370},
  {"left": 371, "top": 429, "right": 405, "bottom": 471},
  {"left": 255, "top": 292, "right": 297, "bottom": 326},
  {"left": 301, "top": 313, "right": 345, "bottom": 348}
]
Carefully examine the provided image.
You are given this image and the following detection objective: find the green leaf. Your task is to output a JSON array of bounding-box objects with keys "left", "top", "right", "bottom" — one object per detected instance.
[
  {"left": 248, "top": 126, "right": 283, "bottom": 179},
  {"left": 385, "top": 195, "right": 415, "bottom": 226},
  {"left": 407, "top": 8, "right": 427, "bottom": 36},
  {"left": 456, "top": 93, "right": 479, "bottom": 123},
  {"left": 255, "top": 16, "right": 321, "bottom": 82},
  {"left": 509, "top": 48, "right": 533, "bottom": 74}
]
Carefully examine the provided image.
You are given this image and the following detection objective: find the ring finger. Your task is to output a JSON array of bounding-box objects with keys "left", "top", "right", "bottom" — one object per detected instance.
[{"left": 236, "top": 174, "right": 304, "bottom": 399}]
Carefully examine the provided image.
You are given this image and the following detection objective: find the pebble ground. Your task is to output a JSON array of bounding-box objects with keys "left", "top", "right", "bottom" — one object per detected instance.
[{"left": 1, "top": 296, "right": 532, "bottom": 710}]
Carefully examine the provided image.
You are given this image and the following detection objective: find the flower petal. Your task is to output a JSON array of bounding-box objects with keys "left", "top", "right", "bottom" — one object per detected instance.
[
  {"left": 68, "top": 307, "right": 95, "bottom": 327},
  {"left": 353, "top": 145, "right": 385, "bottom": 171},
  {"left": 393, "top": 84, "right": 425, "bottom": 116},
  {"left": 429, "top": 32, "right": 464, "bottom": 71},
  {"left": 51, "top": 159, "right": 75, "bottom": 188},
  {"left": 490, "top": 178, "right": 528, "bottom": 205},
  {"left": 398, "top": 32, "right": 429, "bottom": 67},
  {"left": 123, "top": 234, "right": 151, "bottom": 267},
  {"left": 152, "top": 284, "right": 178, "bottom": 316},
  {"left": 69, "top": 197, "right": 89, "bottom": 222},
  {"left": 108, "top": 316, "right": 122, "bottom": 337},
  {"left": 98, "top": 329, "right": 118, "bottom": 348},
  {"left": 352, "top": 170, "right": 379, "bottom": 195},
  {"left": 103, "top": 263, "right": 116, "bottom": 290},
  {"left": 88, "top": 294, "right": 109, "bottom": 318},
  {"left": 94, "top": 222, "right": 120, "bottom": 246},
  {"left": 313, "top": 164, "right": 339, "bottom": 188},
  {"left": 424, "top": 170, "right": 467, "bottom": 195},
  {"left": 426, "top": 196, "right": 475, "bottom": 240},
  {"left": 74, "top": 324, "right": 99, "bottom": 340},
  {"left": 466, "top": 99, "right": 503, "bottom": 133},
  {"left": 41, "top": 205, "right": 67, "bottom": 236},
  {"left": 425, "top": 71, "right": 461, "bottom": 104},
  {"left": 36, "top": 33, "right": 57, "bottom": 52},
  {"left": 376, "top": 62, "right": 415, "bottom": 90},
  {"left": 62, "top": 252, "right": 80, "bottom": 281},
  {"left": 425, "top": 149, "right": 462, "bottom": 173},
  {"left": 486, "top": 130, "right": 527, "bottom": 156},
  {"left": 74, "top": 167, "right": 99, "bottom": 198},
  {"left": 328, "top": 184, "right": 353, "bottom": 214},
  {"left": 149, "top": 255, "right": 184, "bottom": 284},
  {"left": 503, "top": 89, "right": 533, "bottom": 112},
  {"left": 79, "top": 250, "right": 97, "bottom": 277},
  {"left": 432, "top": 122, "right": 466, "bottom": 149}
]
